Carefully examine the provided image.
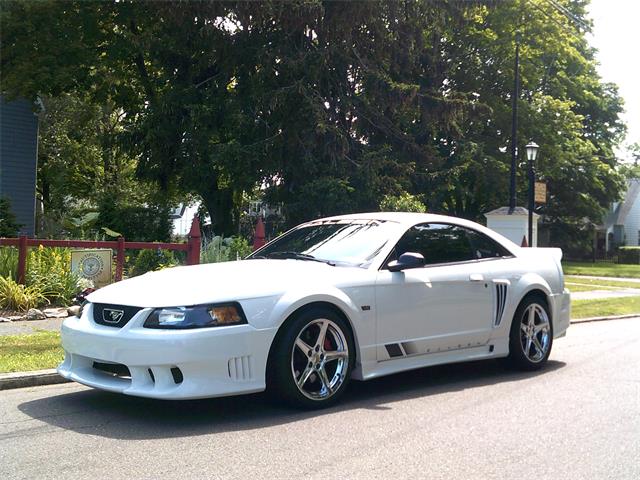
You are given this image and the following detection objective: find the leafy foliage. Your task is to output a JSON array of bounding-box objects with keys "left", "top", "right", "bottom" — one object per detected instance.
[
  {"left": 0, "top": 0, "right": 628, "bottom": 251},
  {"left": 201, "top": 235, "right": 253, "bottom": 264},
  {"left": 379, "top": 192, "right": 427, "bottom": 213},
  {"left": 26, "top": 246, "right": 79, "bottom": 306},
  {"left": 0, "top": 198, "right": 21, "bottom": 237},
  {"left": 0, "top": 246, "right": 82, "bottom": 308},
  {"left": 0, "top": 248, "right": 18, "bottom": 280},
  {"left": 129, "top": 249, "right": 178, "bottom": 277},
  {"left": 97, "top": 198, "right": 173, "bottom": 243},
  {"left": 0, "top": 276, "right": 48, "bottom": 311}
]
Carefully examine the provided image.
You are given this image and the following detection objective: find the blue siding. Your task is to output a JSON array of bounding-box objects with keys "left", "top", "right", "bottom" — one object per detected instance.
[{"left": 0, "top": 96, "right": 38, "bottom": 237}]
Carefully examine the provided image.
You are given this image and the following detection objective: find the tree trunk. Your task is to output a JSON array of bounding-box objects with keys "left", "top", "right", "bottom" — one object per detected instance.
[{"left": 200, "top": 186, "right": 235, "bottom": 237}]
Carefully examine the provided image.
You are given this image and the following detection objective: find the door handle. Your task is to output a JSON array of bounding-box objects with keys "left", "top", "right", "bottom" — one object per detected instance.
[{"left": 469, "top": 273, "right": 484, "bottom": 282}]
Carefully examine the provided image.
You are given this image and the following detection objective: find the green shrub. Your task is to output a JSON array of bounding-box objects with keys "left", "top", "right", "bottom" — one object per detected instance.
[
  {"left": 229, "top": 236, "right": 253, "bottom": 260},
  {"left": 130, "top": 249, "right": 177, "bottom": 277},
  {"left": 618, "top": 247, "right": 640, "bottom": 264},
  {"left": 26, "top": 246, "right": 79, "bottom": 306},
  {"left": 0, "top": 276, "right": 48, "bottom": 311},
  {"left": 200, "top": 235, "right": 252, "bottom": 264},
  {"left": 98, "top": 198, "right": 173, "bottom": 242},
  {"left": 0, "top": 198, "right": 21, "bottom": 237},
  {"left": 0, "top": 247, "right": 18, "bottom": 280}
]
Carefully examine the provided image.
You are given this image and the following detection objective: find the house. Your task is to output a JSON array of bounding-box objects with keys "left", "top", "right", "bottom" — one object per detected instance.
[
  {"left": 597, "top": 178, "right": 640, "bottom": 254},
  {"left": 170, "top": 203, "right": 203, "bottom": 237},
  {"left": 0, "top": 96, "right": 39, "bottom": 236}
]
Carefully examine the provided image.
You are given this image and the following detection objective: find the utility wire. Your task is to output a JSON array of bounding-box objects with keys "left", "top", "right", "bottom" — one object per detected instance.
[
  {"left": 545, "top": 0, "right": 590, "bottom": 31},
  {"left": 529, "top": 0, "right": 576, "bottom": 35}
]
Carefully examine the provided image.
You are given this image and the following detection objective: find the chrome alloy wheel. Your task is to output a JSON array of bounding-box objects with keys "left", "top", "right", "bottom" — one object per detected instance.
[
  {"left": 291, "top": 319, "right": 349, "bottom": 401},
  {"left": 520, "top": 303, "right": 551, "bottom": 363}
]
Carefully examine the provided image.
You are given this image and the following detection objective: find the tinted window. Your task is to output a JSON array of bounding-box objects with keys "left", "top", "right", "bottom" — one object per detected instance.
[
  {"left": 249, "top": 220, "right": 400, "bottom": 266},
  {"left": 465, "top": 228, "right": 512, "bottom": 259},
  {"left": 393, "top": 223, "right": 475, "bottom": 265}
]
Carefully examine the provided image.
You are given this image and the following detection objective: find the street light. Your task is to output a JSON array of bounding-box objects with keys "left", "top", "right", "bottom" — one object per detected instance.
[{"left": 526, "top": 141, "right": 539, "bottom": 247}]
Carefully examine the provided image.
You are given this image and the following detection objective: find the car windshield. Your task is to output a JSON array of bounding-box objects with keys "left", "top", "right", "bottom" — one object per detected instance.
[{"left": 248, "top": 220, "right": 400, "bottom": 267}]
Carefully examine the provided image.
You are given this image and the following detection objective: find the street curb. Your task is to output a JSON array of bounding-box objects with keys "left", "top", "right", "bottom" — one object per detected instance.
[
  {"left": 0, "top": 313, "right": 638, "bottom": 391},
  {"left": 0, "top": 369, "right": 70, "bottom": 391},
  {"left": 570, "top": 313, "right": 640, "bottom": 324}
]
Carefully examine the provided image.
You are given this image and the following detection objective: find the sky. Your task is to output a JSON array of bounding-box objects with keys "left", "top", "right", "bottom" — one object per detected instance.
[{"left": 588, "top": 0, "right": 640, "bottom": 161}]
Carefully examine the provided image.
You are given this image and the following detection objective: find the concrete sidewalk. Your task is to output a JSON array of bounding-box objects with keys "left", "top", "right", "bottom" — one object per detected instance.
[
  {"left": 0, "top": 317, "right": 64, "bottom": 336},
  {"left": 567, "top": 274, "right": 640, "bottom": 283},
  {"left": 569, "top": 289, "right": 640, "bottom": 300}
]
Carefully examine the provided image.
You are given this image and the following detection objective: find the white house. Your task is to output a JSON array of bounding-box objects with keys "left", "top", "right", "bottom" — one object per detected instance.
[{"left": 598, "top": 178, "right": 640, "bottom": 253}]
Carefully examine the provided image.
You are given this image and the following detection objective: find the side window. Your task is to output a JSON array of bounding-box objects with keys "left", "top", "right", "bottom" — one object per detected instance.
[
  {"left": 393, "top": 223, "right": 475, "bottom": 266},
  {"left": 464, "top": 228, "right": 512, "bottom": 259}
]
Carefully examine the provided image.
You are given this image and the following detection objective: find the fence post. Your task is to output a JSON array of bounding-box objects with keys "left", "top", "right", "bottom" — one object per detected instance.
[
  {"left": 115, "top": 237, "right": 125, "bottom": 281},
  {"left": 187, "top": 217, "right": 201, "bottom": 265},
  {"left": 17, "top": 235, "right": 27, "bottom": 285},
  {"left": 253, "top": 217, "right": 266, "bottom": 251}
]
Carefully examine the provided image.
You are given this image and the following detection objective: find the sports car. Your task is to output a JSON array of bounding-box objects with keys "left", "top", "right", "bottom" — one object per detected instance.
[{"left": 58, "top": 212, "right": 571, "bottom": 408}]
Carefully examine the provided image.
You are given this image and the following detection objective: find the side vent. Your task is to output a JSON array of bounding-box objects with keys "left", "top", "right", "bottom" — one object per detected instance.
[
  {"left": 494, "top": 281, "right": 509, "bottom": 326},
  {"left": 228, "top": 356, "right": 253, "bottom": 381},
  {"left": 385, "top": 344, "right": 404, "bottom": 358}
]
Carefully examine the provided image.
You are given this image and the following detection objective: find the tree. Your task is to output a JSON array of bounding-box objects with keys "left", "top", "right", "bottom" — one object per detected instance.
[
  {"left": 0, "top": 0, "right": 627, "bottom": 249},
  {"left": 414, "top": 0, "right": 626, "bottom": 249},
  {"left": 379, "top": 192, "right": 426, "bottom": 213}
]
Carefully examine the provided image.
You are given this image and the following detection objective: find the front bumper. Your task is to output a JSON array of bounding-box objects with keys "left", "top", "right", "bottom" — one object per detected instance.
[
  {"left": 58, "top": 303, "right": 277, "bottom": 399},
  {"left": 550, "top": 289, "right": 571, "bottom": 338}
]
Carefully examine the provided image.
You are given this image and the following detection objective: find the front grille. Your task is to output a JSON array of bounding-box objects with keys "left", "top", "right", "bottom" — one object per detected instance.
[{"left": 93, "top": 303, "right": 142, "bottom": 328}]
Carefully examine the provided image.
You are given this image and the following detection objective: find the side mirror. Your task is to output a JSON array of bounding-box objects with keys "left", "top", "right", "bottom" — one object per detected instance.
[{"left": 388, "top": 252, "right": 425, "bottom": 272}]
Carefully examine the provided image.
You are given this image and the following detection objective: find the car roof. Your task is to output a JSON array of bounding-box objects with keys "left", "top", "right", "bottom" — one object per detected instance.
[
  {"left": 308, "top": 211, "right": 521, "bottom": 252},
  {"left": 312, "top": 211, "right": 473, "bottom": 227}
]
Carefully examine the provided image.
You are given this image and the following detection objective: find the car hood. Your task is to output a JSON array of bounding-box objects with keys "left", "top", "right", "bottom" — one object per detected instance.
[{"left": 87, "top": 259, "right": 367, "bottom": 308}]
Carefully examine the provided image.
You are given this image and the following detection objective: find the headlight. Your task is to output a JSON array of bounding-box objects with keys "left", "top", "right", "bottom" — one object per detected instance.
[{"left": 143, "top": 303, "right": 247, "bottom": 329}]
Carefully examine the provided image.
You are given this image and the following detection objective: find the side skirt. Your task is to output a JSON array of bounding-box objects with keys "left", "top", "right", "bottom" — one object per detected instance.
[{"left": 353, "top": 337, "right": 509, "bottom": 381}]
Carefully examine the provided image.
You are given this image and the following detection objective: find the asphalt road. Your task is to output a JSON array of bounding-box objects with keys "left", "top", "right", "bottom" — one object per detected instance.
[{"left": 1, "top": 319, "right": 639, "bottom": 480}]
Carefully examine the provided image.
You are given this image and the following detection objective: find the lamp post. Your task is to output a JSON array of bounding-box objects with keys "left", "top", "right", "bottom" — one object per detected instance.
[{"left": 526, "top": 141, "right": 539, "bottom": 247}]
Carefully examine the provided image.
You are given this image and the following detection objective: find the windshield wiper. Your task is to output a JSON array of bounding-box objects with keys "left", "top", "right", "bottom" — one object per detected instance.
[{"left": 265, "top": 251, "right": 335, "bottom": 265}]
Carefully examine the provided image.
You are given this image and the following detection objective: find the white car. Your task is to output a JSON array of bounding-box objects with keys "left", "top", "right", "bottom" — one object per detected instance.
[{"left": 58, "top": 212, "right": 571, "bottom": 408}]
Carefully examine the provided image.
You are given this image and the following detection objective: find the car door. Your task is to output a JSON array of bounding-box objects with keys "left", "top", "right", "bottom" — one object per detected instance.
[{"left": 375, "top": 223, "right": 495, "bottom": 361}]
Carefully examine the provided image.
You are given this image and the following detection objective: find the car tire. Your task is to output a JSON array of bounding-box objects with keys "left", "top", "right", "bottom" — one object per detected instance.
[
  {"left": 506, "top": 294, "right": 553, "bottom": 371},
  {"left": 268, "top": 307, "right": 355, "bottom": 409}
]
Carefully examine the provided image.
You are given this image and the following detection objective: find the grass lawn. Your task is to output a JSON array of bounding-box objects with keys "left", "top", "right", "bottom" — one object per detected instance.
[
  {"left": 571, "top": 296, "right": 640, "bottom": 319},
  {"left": 562, "top": 261, "right": 640, "bottom": 278},
  {"left": 0, "top": 331, "right": 63, "bottom": 373},
  {"left": 566, "top": 283, "right": 617, "bottom": 292},
  {"left": 565, "top": 276, "right": 640, "bottom": 293}
]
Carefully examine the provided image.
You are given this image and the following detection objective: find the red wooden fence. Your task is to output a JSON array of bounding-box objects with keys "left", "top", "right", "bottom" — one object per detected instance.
[{"left": 0, "top": 217, "right": 201, "bottom": 285}]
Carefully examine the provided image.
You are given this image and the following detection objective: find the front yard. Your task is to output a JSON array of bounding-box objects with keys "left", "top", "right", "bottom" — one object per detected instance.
[
  {"left": 571, "top": 296, "right": 640, "bottom": 319},
  {"left": 562, "top": 261, "right": 640, "bottom": 278},
  {"left": 0, "top": 331, "right": 63, "bottom": 373}
]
